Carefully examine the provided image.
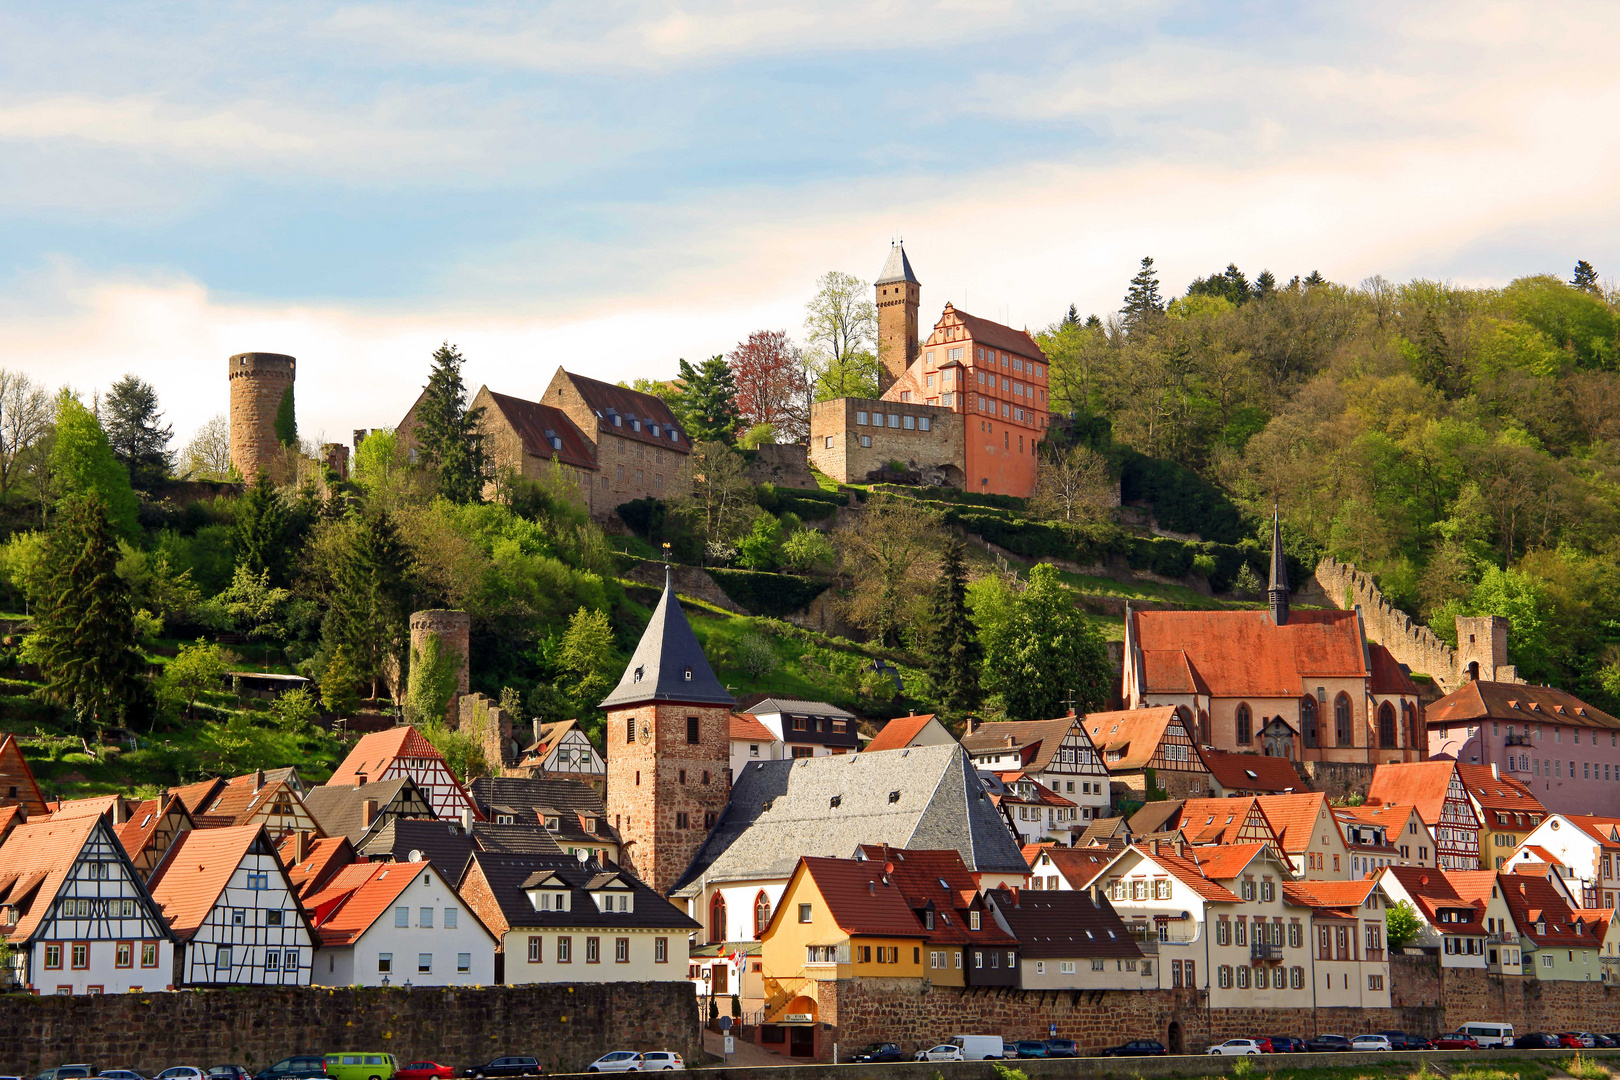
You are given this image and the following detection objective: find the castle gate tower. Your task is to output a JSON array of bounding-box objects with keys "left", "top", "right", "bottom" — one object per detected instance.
[
  {"left": 875, "top": 242, "right": 920, "bottom": 394},
  {"left": 228, "top": 352, "right": 296, "bottom": 480},
  {"left": 601, "top": 566, "right": 734, "bottom": 894}
]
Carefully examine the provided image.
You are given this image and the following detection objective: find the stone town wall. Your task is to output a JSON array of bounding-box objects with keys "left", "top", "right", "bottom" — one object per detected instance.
[
  {"left": 747, "top": 443, "right": 820, "bottom": 490},
  {"left": 458, "top": 691, "right": 518, "bottom": 774},
  {"left": 0, "top": 982, "right": 699, "bottom": 1078},
  {"left": 802, "top": 956, "right": 1620, "bottom": 1061},
  {"left": 1296, "top": 760, "right": 1377, "bottom": 802},
  {"left": 1314, "top": 557, "right": 1462, "bottom": 690}
]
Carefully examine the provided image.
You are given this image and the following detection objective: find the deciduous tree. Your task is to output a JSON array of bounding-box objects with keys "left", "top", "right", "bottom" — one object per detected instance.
[
  {"left": 1029, "top": 445, "right": 1116, "bottom": 525},
  {"left": 728, "top": 330, "right": 808, "bottom": 442},
  {"left": 978, "top": 563, "right": 1109, "bottom": 721},
  {"left": 51, "top": 392, "right": 138, "bottom": 540},
  {"left": 0, "top": 371, "right": 53, "bottom": 496},
  {"left": 805, "top": 271, "right": 879, "bottom": 400},
  {"left": 179, "top": 414, "right": 234, "bottom": 480},
  {"left": 830, "top": 495, "right": 942, "bottom": 647}
]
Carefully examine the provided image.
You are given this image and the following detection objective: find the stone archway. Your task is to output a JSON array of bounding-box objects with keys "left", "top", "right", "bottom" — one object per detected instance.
[{"left": 1167, "top": 1021, "right": 1185, "bottom": 1055}]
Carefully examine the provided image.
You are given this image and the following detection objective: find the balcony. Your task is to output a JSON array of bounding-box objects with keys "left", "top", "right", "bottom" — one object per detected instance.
[
  {"left": 1130, "top": 936, "right": 1160, "bottom": 955},
  {"left": 1251, "top": 941, "right": 1282, "bottom": 962},
  {"left": 1488, "top": 932, "right": 1519, "bottom": 944},
  {"left": 1504, "top": 733, "right": 1532, "bottom": 747}
]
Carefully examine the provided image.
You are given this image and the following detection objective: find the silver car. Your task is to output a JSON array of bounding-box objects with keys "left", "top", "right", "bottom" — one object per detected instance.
[
  {"left": 638, "top": 1055, "right": 682, "bottom": 1072},
  {"left": 584, "top": 1054, "right": 641, "bottom": 1074},
  {"left": 914, "top": 1047, "right": 965, "bottom": 1063}
]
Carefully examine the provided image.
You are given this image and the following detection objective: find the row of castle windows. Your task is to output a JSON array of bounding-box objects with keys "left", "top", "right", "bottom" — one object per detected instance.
[
  {"left": 925, "top": 347, "right": 1044, "bottom": 380},
  {"left": 854, "top": 410, "right": 932, "bottom": 431}
]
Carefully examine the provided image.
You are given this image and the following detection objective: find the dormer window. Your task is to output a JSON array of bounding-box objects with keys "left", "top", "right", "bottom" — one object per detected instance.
[
  {"left": 924, "top": 910, "right": 935, "bottom": 930},
  {"left": 595, "top": 890, "right": 634, "bottom": 913},
  {"left": 631, "top": 418, "right": 642, "bottom": 432},
  {"left": 527, "top": 888, "right": 571, "bottom": 912},
  {"left": 497, "top": 814, "right": 515, "bottom": 825},
  {"left": 651, "top": 424, "right": 661, "bottom": 437},
  {"left": 633, "top": 665, "right": 644, "bottom": 683},
  {"left": 684, "top": 667, "right": 692, "bottom": 681},
  {"left": 545, "top": 816, "right": 561, "bottom": 831}
]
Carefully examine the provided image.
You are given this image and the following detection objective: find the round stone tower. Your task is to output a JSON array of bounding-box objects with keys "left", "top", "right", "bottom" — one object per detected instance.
[
  {"left": 228, "top": 352, "right": 296, "bottom": 480},
  {"left": 411, "top": 609, "right": 471, "bottom": 695}
]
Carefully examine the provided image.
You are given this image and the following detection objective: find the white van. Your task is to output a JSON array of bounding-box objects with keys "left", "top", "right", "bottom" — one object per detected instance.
[
  {"left": 1460, "top": 1023, "right": 1515, "bottom": 1048},
  {"left": 950, "top": 1036, "right": 1004, "bottom": 1061}
]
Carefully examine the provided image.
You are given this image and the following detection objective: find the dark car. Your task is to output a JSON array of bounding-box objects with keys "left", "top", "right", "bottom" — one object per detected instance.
[
  {"left": 1513, "top": 1034, "right": 1561, "bottom": 1049},
  {"left": 253, "top": 1060, "right": 328, "bottom": 1080},
  {"left": 1043, "top": 1041, "right": 1078, "bottom": 1058},
  {"left": 1266, "top": 1038, "right": 1306, "bottom": 1054},
  {"left": 850, "top": 1045, "right": 905, "bottom": 1064},
  {"left": 1305, "top": 1035, "right": 1351, "bottom": 1052},
  {"left": 1100, "top": 1041, "right": 1166, "bottom": 1057},
  {"left": 1432, "top": 1034, "right": 1479, "bottom": 1050},
  {"left": 209, "top": 1069, "right": 250, "bottom": 1080},
  {"left": 1595, "top": 1036, "right": 1619, "bottom": 1049},
  {"left": 463, "top": 1059, "right": 540, "bottom": 1079},
  {"left": 1013, "top": 1043, "right": 1048, "bottom": 1059}
]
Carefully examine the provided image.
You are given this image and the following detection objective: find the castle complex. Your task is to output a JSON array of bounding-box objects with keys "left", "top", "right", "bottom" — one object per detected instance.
[{"left": 808, "top": 244, "right": 1050, "bottom": 497}]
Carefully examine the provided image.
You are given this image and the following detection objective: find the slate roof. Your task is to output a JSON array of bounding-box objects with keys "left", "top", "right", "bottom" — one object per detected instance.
[
  {"left": 276, "top": 835, "right": 355, "bottom": 900},
  {"left": 876, "top": 243, "right": 919, "bottom": 286},
  {"left": 986, "top": 887, "right": 1141, "bottom": 959},
  {"left": 600, "top": 566, "right": 734, "bottom": 709},
  {"left": 1129, "top": 608, "right": 1368, "bottom": 697},
  {"left": 865, "top": 714, "right": 944, "bottom": 754},
  {"left": 469, "top": 776, "right": 620, "bottom": 847},
  {"left": 461, "top": 851, "right": 699, "bottom": 934},
  {"left": 359, "top": 817, "right": 479, "bottom": 880},
  {"left": 559, "top": 370, "right": 688, "bottom": 452},
  {"left": 329, "top": 727, "right": 447, "bottom": 786},
  {"left": 1428, "top": 681, "right": 1620, "bottom": 730},
  {"left": 748, "top": 698, "right": 856, "bottom": 720},
  {"left": 1201, "top": 751, "right": 1302, "bottom": 794},
  {"left": 1086, "top": 708, "right": 1197, "bottom": 771},
  {"left": 672, "top": 743, "right": 1027, "bottom": 895},
  {"left": 146, "top": 825, "right": 268, "bottom": 942},
  {"left": 960, "top": 718, "right": 1081, "bottom": 773},
  {"left": 303, "top": 778, "right": 425, "bottom": 845},
  {"left": 482, "top": 389, "right": 596, "bottom": 470},
  {"left": 1366, "top": 761, "right": 1462, "bottom": 825},
  {"left": 470, "top": 822, "right": 566, "bottom": 856},
  {"left": 1076, "top": 816, "right": 1132, "bottom": 847}
]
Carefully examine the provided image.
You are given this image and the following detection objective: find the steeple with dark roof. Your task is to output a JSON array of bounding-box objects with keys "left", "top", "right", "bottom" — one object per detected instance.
[
  {"left": 1268, "top": 505, "right": 1290, "bottom": 627},
  {"left": 876, "top": 241, "right": 919, "bottom": 286},
  {"left": 600, "top": 565, "right": 734, "bottom": 709}
]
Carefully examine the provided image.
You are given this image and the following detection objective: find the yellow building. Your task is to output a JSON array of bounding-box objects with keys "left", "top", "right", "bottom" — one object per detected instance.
[{"left": 1458, "top": 764, "right": 1547, "bottom": 870}]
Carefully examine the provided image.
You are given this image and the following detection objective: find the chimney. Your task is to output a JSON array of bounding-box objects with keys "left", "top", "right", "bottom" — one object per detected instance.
[
  {"left": 967, "top": 717, "right": 981, "bottom": 735},
  {"left": 1005, "top": 735, "right": 1016, "bottom": 748},
  {"left": 1491, "top": 763, "right": 1500, "bottom": 780},
  {"left": 533, "top": 719, "right": 543, "bottom": 747},
  {"left": 295, "top": 830, "right": 313, "bottom": 864},
  {"left": 462, "top": 807, "right": 474, "bottom": 831},
  {"left": 356, "top": 774, "right": 367, "bottom": 787},
  {"left": 110, "top": 798, "right": 126, "bottom": 826},
  {"left": 362, "top": 798, "right": 378, "bottom": 828},
  {"left": 254, "top": 767, "right": 265, "bottom": 791}
]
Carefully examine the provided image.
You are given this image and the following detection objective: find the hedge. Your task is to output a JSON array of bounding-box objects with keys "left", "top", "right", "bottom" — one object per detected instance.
[
  {"left": 868, "top": 483, "right": 1026, "bottom": 512},
  {"left": 706, "top": 569, "right": 830, "bottom": 618}
]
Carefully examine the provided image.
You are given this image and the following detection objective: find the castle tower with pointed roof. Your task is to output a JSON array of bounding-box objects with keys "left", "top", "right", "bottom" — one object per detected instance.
[
  {"left": 875, "top": 241, "right": 920, "bottom": 394},
  {"left": 602, "top": 567, "right": 735, "bottom": 894}
]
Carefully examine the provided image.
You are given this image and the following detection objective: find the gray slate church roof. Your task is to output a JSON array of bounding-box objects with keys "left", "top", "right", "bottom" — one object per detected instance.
[
  {"left": 600, "top": 566, "right": 734, "bottom": 710},
  {"left": 671, "top": 742, "right": 1027, "bottom": 896}
]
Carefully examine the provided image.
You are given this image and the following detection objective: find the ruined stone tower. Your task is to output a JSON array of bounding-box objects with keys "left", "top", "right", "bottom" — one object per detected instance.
[
  {"left": 602, "top": 566, "right": 733, "bottom": 894},
  {"left": 411, "top": 609, "right": 471, "bottom": 696},
  {"left": 875, "top": 242, "right": 920, "bottom": 394},
  {"left": 228, "top": 352, "right": 295, "bottom": 479}
]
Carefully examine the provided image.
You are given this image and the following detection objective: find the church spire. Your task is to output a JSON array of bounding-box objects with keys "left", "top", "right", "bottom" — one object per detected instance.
[
  {"left": 1268, "top": 503, "right": 1290, "bottom": 626},
  {"left": 599, "top": 565, "right": 733, "bottom": 709}
]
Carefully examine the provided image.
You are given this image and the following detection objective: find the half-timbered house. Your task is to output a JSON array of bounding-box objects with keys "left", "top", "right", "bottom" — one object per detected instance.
[
  {"left": 1367, "top": 761, "right": 1483, "bottom": 871},
  {"left": 329, "top": 727, "right": 481, "bottom": 824},
  {"left": 0, "top": 814, "right": 175, "bottom": 993},
  {"left": 1085, "top": 707, "right": 1212, "bottom": 800},
  {"left": 146, "top": 824, "right": 316, "bottom": 986},
  {"left": 516, "top": 719, "right": 606, "bottom": 780},
  {"left": 0, "top": 734, "right": 47, "bottom": 817},
  {"left": 192, "top": 770, "right": 322, "bottom": 842},
  {"left": 961, "top": 716, "right": 1112, "bottom": 822},
  {"left": 116, "top": 796, "right": 194, "bottom": 879},
  {"left": 304, "top": 778, "right": 435, "bottom": 847}
]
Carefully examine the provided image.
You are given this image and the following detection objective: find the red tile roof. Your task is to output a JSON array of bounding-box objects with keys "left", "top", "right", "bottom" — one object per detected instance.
[
  {"left": 0, "top": 814, "right": 100, "bottom": 942},
  {"left": 1368, "top": 644, "right": 1419, "bottom": 696},
  {"left": 1283, "top": 879, "right": 1376, "bottom": 914},
  {"left": 1254, "top": 793, "right": 1342, "bottom": 855},
  {"left": 116, "top": 796, "right": 191, "bottom": 863},
  {"left": 797, "top": 856, "right": 929, "bottom": 939},
  {"left": 1116, "top": 843, "right": 1241, "bottom": 903},
  {"left": 169, "top": 778, "right": 226, "bottom": 817},
  {"left": 278, "top": 835, "right": 357, "bottom": 900},
  {"left": 1131, "top": 609, "right": 1367, "bottom": 697},
  {"left": 482, "top": 390, "right": 596, "bottom": 471},
  {"left": 1140, "top": 650, "right": 1207, "bottom": 695},
  {"left": 1170, "top": 797, "right": 1275, "bottom": 847},
  {"left": 940, "top": 306, "right": 1046, "bottom": 362},
  {"left": 1428, "top": 681, "right": 1620, "bottom": 730},
  {"left": 1028, "top": 846, "right": 1115, "bottom": 888},
  {"left": 1379, "top": 866, "right": 1487, "bottom": 936},
  {"left": 1086, "top": 707, "right": 1197, "bottom": 771},
  {"left": 1456, "top": 764, "right": 1548, "bottom": 820},
  {"left": 1188, "top": 842, "right": 1270, "bottom": 882},
  {"left": 865, "top": 715, "right": 941, "bottom": 754},
  {"left": 330, "top": 727, "right": 447, "bottom": 786},
  {"left": 48, "top": 795, "right": 129, "bottom": 821},
  {"left": 306, "top": 861, "right": 421, "bottom": 946},
  {"left": 1200, "top": 751, "right": 1302, "bottom": 794},
  {"left": 147, "top": 825, "right": 267, "bottom": 941},
  {"left": 0, "top": 804, "right": 24, "bottom": 846},
  {"left": 729, "top": 714, "right": 777, "bottom": 743},
  {"left": 854, "top": 845, "right": 1014, "bottom": 946},
  {"left": 1366, "top": 761, "right": 1463, "bottom": 825},
  {"left": 1498, "top": 872, "right": 1590, "bottom": 948},
  {"left": 1563, "top": 816, "right": 1620, "bottom": 849}
]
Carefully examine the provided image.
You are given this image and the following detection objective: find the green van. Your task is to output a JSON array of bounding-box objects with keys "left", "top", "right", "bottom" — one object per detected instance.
[{"left": 322, "top": 1055, "right": 398, "bottom": 1080}]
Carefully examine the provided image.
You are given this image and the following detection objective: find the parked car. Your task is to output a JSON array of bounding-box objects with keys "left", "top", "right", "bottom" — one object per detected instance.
[
  {"left": 849, "top": 1045, "right": 905, "bottom": 1064},
  {"left": 156, "top": 1068, "right": 209, "bottom": 1080},
  {"left": 637, "top": 1056, "right": 681, "bottom": 1073},
  {"left": 323, "top": 1056, "right": 396, "bottom": 1080},
  {"left": 1513, "top": 1034, "right": 1561, "bottom": 1049},
  {"left": 1594, "top": 1036, "right": 1619, "bottom": 1049},
  {"left": 394, "top": 1067, "right": 454, "bottom": 1080},
  {"left": 1407, "top": 1037, "right": 1434, "bottom": 1051},
  {"left": 209, "top": 1069, "right": 250, "bottom": 1080},
  {"left": 913, "top": 1048, "right": 963, "bottom": 1063},
  {"left": 1604, "top": 1035, "right": 1620, "bottom": 1046},
  {"left": 1305, "top": 1035, "right": 1351, "bottom": 1052},
  {"left": 1013, "top": 1042, "right": 1048, "bottom": 1059},
  {"left": 583, "top": 1055, "right": 641, "bottom": 1074},
  {"left": 253, "top": 1059, "right": 329, "bottom": 1080},
  {"left": 1565, "top": 1033, "right": 1597, "bottom": 1049},
  {"left": 1266, "top": 1037, "right": 1306, "bottom": 1054},
  {"left": 1377, "top": 1032, "right": 1414, "bottom": 1050},
  {"left": 949, "top": 1038, "right": 1003, "bottom": 1061},
  {"left": 1208, "top": 1040, "right": 1265, "bottom": 1056},
  {"left": 462, "top": 1060, "right": 540, "bottom": 1079},
  {"left": 1461, "top": 1023, "right": 1516, "bottom": 1048},
  {"left": 1351, "top": 1036, "right": 1392, "bottom": 1052},
  {"left": 1100, "top": 1041, "right": 1166, "bottom": 1057},
  {"left": 1432, "top": 1034, "right": 1479, "bottom": 1050},
  {"left": 97, "top": 1071, "right": 151, "bottom": 1080},
  {"left": 36, "top": 1068, "right": 96, "bottom": 1080},
  {"left": 1043, "top": 1040, "right": 1078, "bottom": 1058}
]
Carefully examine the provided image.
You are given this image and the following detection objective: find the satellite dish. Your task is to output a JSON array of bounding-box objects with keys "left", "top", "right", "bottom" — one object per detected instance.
[
  {"left": 408, "top": 850, "right": 424, "bottom": 863},
  {"left": 576, "top": 849, "right": 590, "bottom": 863}
]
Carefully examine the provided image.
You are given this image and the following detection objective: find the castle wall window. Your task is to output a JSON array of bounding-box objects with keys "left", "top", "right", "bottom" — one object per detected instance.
[
  {"left": 856, "top": 411, "right": 868, "bottom": 425},
  {"left": 860, "top": 436, "right": 871, "bottom": 447},
  {"left": 888, "top": 414, "right": 899, "bottom": 428},
  {"left": 903, "top": 415, "right": 915, "bottom": 430},
  {"left": 872, "top": 412, "right": 884, "bottom": 426}
]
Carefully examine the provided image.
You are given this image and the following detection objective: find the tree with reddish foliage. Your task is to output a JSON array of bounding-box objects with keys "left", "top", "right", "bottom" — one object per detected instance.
[{"left": 727, "top": 330, "right": 809, "bottom": 443}]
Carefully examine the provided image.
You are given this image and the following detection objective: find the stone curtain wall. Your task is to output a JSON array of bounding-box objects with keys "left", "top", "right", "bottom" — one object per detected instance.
[
  {"left": 809, "top": 957, "right": 1620, "bottom": 1060},
  {"left": 1297, "top": 760, "right": 1377, "bottom": 802},
  {"left": 0, "top": 982, "right": 698, "bottom": 1077},
  {"left": 1314, "top": 557, "right": 1461, "bottom": 690}
]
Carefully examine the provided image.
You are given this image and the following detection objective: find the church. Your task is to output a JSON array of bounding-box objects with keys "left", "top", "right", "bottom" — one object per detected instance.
[{"left": 1121, "top": 513, "right": 1426, "bottom": 766}]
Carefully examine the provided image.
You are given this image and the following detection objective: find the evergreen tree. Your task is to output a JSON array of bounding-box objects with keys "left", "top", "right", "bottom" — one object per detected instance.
[
  {"left": 1572, "top": 260, "right": 1602, "bottom": 295},
  {"left": 676, "top": 355, "right": 741, "bottom": 444},
  {"left": 413, "top": 342, "right": 487, "bottom": 503},
  {"left": 980, "top": 563, "right": 1109, "bottom": 722},
  {"left": 1254, "top": 269, "right": 1277, "bottom": 299},
  {"left": 1121, "top": 256, "right": 1165, "bottom": 329},
  {"left": 1062, "top": 304, "right": 1080, "bottom": 328},
  {"left": 235, "top": 470, "right": 291, "bottom": 585},
  {"left": 274, "top": 386, "right": 297, "bottom": 447},
  {"left": 920, "top": 537, "right": 983, "bottom": 716},
  {"left": 1303, "top": 270, "right": 1326, "bottom": 287},
  {"left": 51, "top": 391, "right": 139, "bottom": 541},
  {"left": 30, "top": 493, "right": 145, "bottom": 731},
  {"left": 321, "top": 511, "right": 414, "bottom": 699},
  {"left": 103, "top": 374, "right": 174, "bottom": 490},
  {"left": 1083, "top": 314, "right": 1102, "bottom": 329}
]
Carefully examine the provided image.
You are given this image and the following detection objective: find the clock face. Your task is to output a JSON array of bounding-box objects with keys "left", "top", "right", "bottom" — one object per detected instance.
[{"left": 641, "top": 723, "right": 652, "bottom": 743}]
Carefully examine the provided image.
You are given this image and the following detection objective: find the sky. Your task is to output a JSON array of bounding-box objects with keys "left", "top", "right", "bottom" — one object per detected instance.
[{"left": 3, "top": 0, "right": 1619, "bottom": 449}]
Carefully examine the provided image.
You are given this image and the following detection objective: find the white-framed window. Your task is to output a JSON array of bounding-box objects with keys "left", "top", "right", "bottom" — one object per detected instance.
[
  {"left": 378, "top": 952, "right": 393, "bottom": 972},
  {"left": 824, "top": 436, "right": 834, "bottom": 449},
  {"left": 859, "top": 435, "right": 871, "bottom": 448},
  {"left": 1061, "top": 961, "right": 1076, "bottom": 974},
  {"left": 458, "top": 953, "right": 471, "bottom": 973},
  {"left": 919, "top": 417, "right": 931, "bottom": 431},
  {"left": 215, "top": 946, "right": 232, "bottom": 971},
  {"left": 420, "top": 907, "right": 434, "bottom": 928},
  {"left": 266, "top": 951, "right": 281, "bottom": 971},
  {"left": 856, "top": 411, "right": 869, "bottom": 425}
]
